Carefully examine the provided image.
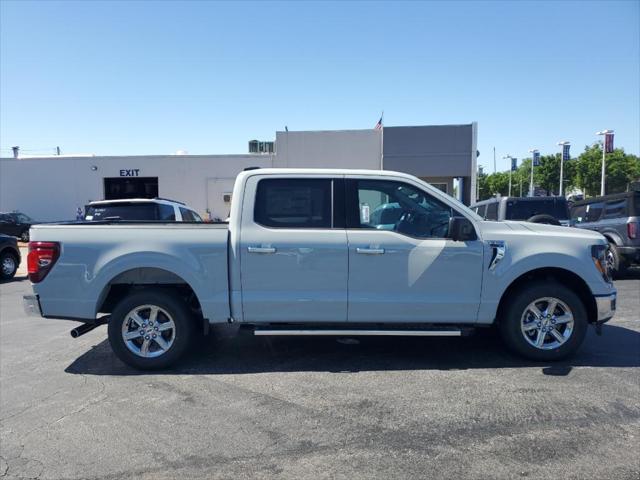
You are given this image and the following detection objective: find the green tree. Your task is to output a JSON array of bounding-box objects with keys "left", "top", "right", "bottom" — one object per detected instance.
[
  {"left": 576, "top": 144, "right": 640, "bottom": 196},
  {"left": 535, "top": 154, "right": 577, "bottom": 195}
]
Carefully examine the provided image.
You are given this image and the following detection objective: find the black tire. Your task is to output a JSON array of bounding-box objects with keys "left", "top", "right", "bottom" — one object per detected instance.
[
  {"left": 606, "top": 243, "right": 628, "bottom": 278},
  {"left": 499, "top": 281, "right": 588, "bottom": 361},
  {"left": 20, "top": 230, "right": 29, "bottom": 242},
  {"left": 526, "top": 214, "right": 561, "bottom": 226},
  {"left": 108, "top": 289, "right": 195, "bottom": 370},
  {"left": 0, "top": 251, "right": 18, "bottom": 280}
]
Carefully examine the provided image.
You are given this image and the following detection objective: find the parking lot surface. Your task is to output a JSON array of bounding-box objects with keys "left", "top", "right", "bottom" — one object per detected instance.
[{"left": 1, "top": 274, "right": 639, "bottom": 480}]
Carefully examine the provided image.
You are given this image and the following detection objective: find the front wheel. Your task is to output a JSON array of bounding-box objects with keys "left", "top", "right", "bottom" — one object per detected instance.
[
  {"left": 499, "top": 282, "right": 587, "bottom": 361},
  {"left": 606, "top": 243, "right": 628, "bottom": 278},
  {"left": 20, "top": 230, "right": 29, "bottom": 242},
  {"left": 108, "top": 289, "right": 195, "bottom": 369}
]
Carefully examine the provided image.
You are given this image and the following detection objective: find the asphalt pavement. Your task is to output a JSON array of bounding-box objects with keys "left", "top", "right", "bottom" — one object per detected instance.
[{"left": 1, "top": 273, "right": 639, "bottom": 480}]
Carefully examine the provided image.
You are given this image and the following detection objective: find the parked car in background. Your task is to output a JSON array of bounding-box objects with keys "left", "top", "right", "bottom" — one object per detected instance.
[
  {"left": 85, "top": 198, "right": 203, "bottom": 222},
  {"left": 0, "top": 212, "right": 37, "bottom": 241},
  {"left": 570, "top": 190, "right": 640, "bottom": 276},
  {"left": 0, "top": 234, "right": 21, "bottom": 280},
  {"left": 471, "top": 196, "right": 570, "bottom": 226},
  {"left": 24, "top": 168, "right": 616, "bottom": 370}
]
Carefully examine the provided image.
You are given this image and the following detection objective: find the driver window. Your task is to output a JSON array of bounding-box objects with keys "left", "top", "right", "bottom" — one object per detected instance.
[{"left": 351, "top": 180, "right": 455, "bottom": 239}]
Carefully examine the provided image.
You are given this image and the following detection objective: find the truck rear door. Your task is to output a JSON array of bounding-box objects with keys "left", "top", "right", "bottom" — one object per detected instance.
[{"left": 239, "top": 175, "right": 348, "bottom": 323}]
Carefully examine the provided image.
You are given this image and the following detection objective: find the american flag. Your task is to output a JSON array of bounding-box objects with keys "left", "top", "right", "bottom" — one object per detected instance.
[{"left": 374, "top": 115, "right": 383, "bottom": 130}]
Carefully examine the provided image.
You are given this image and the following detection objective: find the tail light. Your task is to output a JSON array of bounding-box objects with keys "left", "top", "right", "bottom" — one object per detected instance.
[
  {"left": 628, "top": 221, "right": 638, "bottom": 239},
  {"left": 27, "top": 242, "right": 60, "bottom": 283}
]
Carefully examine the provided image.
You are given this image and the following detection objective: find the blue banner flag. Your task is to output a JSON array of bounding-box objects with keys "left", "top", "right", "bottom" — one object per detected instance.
[
  {"left": 533, "top": 151, "right": 541, "bottom": 167},
  {"left": 562, "top": 144, "right": 571, "bottom": 162},
  {"left": 511, "top": 157, "right": 518, "bottom": 171}
]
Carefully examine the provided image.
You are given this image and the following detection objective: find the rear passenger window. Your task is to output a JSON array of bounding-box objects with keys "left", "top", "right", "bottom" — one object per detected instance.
[
  {"left": 602, "top": 199, "right": 627, "bottom": 219},
  {"left": 585, "top": 202, "right": 604, "bottom": 222},
  {"left": 179, "top": 207, "right": 201, "bottom": 222},
  {"left": 158, "top": 204, "right": 176, "bottom": 221},
  {"left": 255, "top": 179, "right": 332, "bottom": 228},
  {"left": 485, "top": 202, "right": 498, "bottom": 220}
]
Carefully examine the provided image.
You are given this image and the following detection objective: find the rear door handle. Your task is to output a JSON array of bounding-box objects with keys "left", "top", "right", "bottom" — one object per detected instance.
[
  {"left": 356, "top": 247, "right": 385, "bottom": 255},
  {"left": 248, "top": 246, "right": 277, "bottom": 254}
]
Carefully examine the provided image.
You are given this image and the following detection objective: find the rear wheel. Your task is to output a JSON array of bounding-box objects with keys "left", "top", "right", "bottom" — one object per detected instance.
[
  {"left": 108, "top": 289, "right": 195, "bottom": 369},
  {"left": 499, "top": 282, "right": 587, "bottom": 361},
  {"left": 0, "top": 251, "right": 18, "bottom": 280}
]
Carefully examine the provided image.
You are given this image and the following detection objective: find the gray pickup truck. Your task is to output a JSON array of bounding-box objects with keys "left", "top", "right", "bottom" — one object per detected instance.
[
  {"left": 24, "top": 169, "right": 617, "bottom": 369},
  {"left": 570, "top": 190, "right": 640, "bottom": 276}
]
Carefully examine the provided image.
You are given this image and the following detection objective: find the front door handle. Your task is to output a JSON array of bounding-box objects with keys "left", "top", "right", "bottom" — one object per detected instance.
[
  {"left": 356, "top": 247, "right": 385, "bottom": 255},
  {"left": 248, "top": 246, "right": 277, "bottom": 254}
]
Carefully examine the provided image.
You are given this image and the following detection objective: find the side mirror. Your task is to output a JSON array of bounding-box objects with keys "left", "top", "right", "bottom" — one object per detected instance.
[{"left": 448, "top": 216, "right": 477, "bottom": 241}]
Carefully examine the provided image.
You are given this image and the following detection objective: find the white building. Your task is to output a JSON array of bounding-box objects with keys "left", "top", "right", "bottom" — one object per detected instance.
[{"left": 0, "top": 123, "right": 477, "bottom": 221}]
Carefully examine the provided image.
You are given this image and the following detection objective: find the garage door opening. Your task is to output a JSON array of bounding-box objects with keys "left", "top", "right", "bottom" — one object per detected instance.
[{"left": 104, "top": 177, "right": 159, "bottom": 200}]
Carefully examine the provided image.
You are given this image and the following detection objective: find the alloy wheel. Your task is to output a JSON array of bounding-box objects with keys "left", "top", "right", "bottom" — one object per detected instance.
[
  {"left": 520, "top": 297, "right": 574, "bottom": 350},
  {"left": 121, "top": 304, "right": 176, "bottom": 358}
]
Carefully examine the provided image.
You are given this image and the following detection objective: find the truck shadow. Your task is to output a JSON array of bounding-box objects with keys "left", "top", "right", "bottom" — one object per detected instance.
[{"left": 65, "top": 323, "right": 640, "bottom": 376}]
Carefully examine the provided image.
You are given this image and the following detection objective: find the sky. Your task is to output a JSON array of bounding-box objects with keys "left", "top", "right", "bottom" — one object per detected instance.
[{"left": 1, "top": 0, "right": 638, "bottom": 171}]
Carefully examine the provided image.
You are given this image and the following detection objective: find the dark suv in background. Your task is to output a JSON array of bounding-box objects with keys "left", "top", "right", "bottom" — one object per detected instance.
[
  {"left": 471, "top": 196, "right": 570, "bottom": 225},
  {"left": 0, "top": 234, "right": 21, "bottom": 280},
  {"left": 570, "top": 190, "right": 640, "bottom": 276},
  {"left": 0, "top": 212, "right": 37, "bottom": 242}
]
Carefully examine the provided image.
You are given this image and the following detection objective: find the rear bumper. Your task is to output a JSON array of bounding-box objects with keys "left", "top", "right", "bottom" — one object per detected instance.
[
  {"left": 595, "top": 292, "right": 616, "bottom": 322},
  {"left": 23, "top": 295, "right": 42, "bottom": 317}
]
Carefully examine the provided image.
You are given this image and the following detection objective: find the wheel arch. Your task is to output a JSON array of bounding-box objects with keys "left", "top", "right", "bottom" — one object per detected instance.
[
  {"left": 97, "top": 267, "right": 203, "bottom": 318},
  {"left": 495, "top": 267, "right": 597, "bottom": 325}
]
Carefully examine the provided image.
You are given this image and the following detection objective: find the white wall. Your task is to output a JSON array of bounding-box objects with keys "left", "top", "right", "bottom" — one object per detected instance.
[
  {"left": 0, "top": 154, "right": 273, "bottom": 221},
  {"left": 275, "top": 129, "right": 382, "bottom": 170}
]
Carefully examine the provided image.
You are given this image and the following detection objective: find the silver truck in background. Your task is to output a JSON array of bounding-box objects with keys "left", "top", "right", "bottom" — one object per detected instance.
[{"left": 24, "top": 169, "right": 617, "bottom": 369}]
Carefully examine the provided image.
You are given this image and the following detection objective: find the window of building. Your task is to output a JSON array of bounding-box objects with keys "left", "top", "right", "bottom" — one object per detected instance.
[{"left": 254, "top": 179, "right": 332, "bottom": 229}]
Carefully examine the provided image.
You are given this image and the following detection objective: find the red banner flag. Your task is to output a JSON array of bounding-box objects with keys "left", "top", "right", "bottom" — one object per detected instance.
[{"left": 605, "top": 133, "right": 614, "bottom": 153}]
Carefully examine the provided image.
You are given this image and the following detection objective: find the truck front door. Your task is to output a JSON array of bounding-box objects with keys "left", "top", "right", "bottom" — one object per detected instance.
[
  {"left": 345, "top": 178, "right": 483, "bottom": 324},
  {"left": 239, "top": 176, "right": 348, "bottom": 323}
]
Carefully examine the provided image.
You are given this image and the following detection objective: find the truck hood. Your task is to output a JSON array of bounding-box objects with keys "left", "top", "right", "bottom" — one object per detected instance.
[{"left": 477, "top": 220, "right": 606, "bottom": 243}]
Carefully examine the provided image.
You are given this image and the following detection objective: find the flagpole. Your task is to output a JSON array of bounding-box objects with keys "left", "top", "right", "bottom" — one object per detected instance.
[
  {"left": 596, "top": 130, "right": 613, "bottom": 196},
  {"left": 557, "top": 141, "right": 569, "bottom": 197},
  {"left": 380, "top": 111, "right": 384, "bottom": 170}
]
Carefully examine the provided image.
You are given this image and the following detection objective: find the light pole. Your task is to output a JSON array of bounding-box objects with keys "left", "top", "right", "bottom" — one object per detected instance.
[
  {"left": 528, "top": 149, "right": 538, "bottom": 197},
  {"left": 503, "top": 155, "right": 514, "bottom": 196},
  {"left": 596, "top": 130, "right": 613, "bottom": 196},
  {"left": 557, "top": 141, "right": 570, "bottom": 197}
]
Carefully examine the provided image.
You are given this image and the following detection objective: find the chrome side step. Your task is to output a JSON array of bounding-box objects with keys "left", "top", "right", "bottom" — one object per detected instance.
[{"left": 254, "top": 329, "right": 462, "bottom": 337}]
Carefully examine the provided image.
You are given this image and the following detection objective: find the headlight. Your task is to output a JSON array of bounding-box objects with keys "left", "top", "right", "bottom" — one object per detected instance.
[{"left": 591, "top": 244, "right": 611, "bottom": 283}]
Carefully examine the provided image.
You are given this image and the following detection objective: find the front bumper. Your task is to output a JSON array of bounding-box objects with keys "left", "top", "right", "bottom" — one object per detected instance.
[
  {"left": 23, "top": 295, "right": 42, "bottom": 317},
  {"left": 595, "top": 292, "right": 616, "bottom": 322}
]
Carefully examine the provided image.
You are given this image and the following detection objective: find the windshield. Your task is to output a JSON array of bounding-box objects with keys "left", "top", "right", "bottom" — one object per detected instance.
[
  {"left": 505, "top": 199, "right": 569, "bottom": 220},
  {"left": 85, "top": 203, "right": 159, "bottom": 221}
]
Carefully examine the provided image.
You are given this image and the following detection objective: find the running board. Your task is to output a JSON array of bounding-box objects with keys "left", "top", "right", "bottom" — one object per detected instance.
[{"left": 254, "top": 328, "right": 464, "bottom": 337}]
